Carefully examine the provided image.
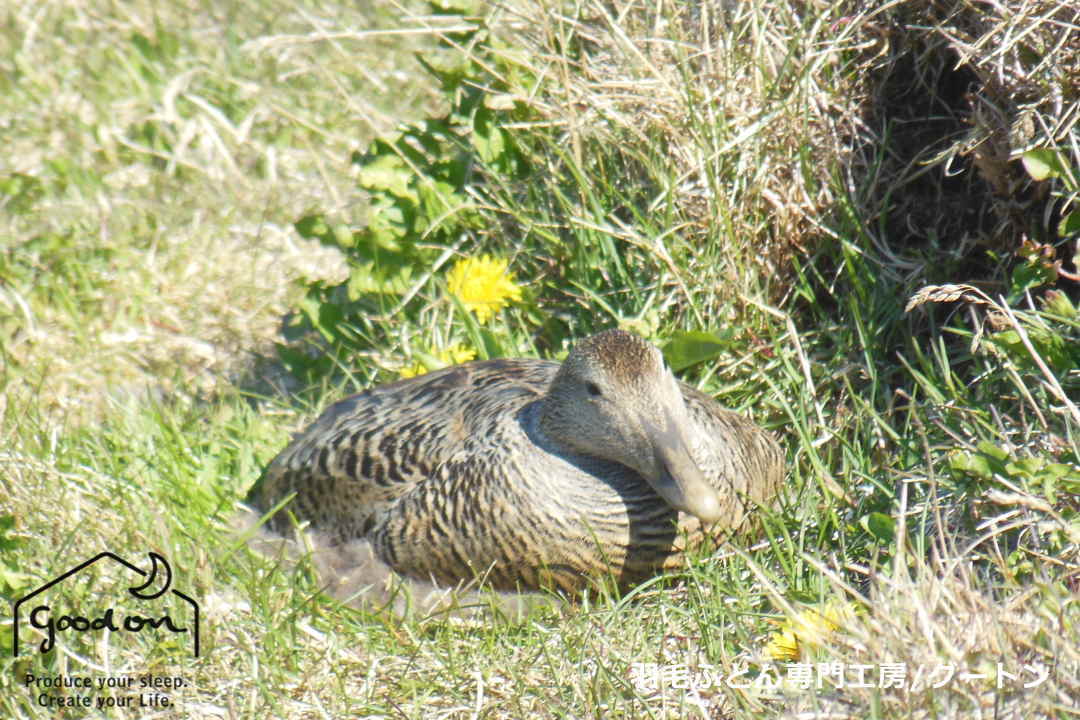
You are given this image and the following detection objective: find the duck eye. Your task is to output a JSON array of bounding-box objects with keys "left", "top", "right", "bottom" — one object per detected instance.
[{"left": 586, "top": 382, "right": 603, "bottom": 397}]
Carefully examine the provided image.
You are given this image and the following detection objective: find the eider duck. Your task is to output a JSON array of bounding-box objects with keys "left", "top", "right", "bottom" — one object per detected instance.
[{"left": 248, "top": 329, "right": 783, "bottom": 593}]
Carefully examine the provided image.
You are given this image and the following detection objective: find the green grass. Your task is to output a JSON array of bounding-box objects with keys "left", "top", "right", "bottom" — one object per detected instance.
[{"left": 2, "top": 0, "right": 1078, "bottom": 718}]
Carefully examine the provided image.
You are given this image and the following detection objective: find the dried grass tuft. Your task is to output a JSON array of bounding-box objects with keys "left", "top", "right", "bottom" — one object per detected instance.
[{"left": 491, "top": 0, "right": 1078, "bottom": 296}]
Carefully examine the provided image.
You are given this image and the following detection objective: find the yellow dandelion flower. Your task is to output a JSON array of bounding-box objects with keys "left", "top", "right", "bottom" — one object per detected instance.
[
  {"left": 400, "top": 343, "right": 477, "bottom": 378},
  {"left": 764, "top": 624, "right": 801, "bottom": 662},
  {"left": 399, "top": 362, "right": 426, "bottom": 379},
  {"left": 764, "top": 602, "right": 851, "bottom": 662},
  {"left": 447, "top": 254, "right": 522, "bottom": 323}
]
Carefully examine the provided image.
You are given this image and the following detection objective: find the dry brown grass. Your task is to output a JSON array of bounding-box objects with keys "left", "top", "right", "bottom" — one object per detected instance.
[
  {"left": 487, "top": 1, "right": 868, "bottom": 299},
  {"left": 852, "top": 0, "right": 1080, "bottom": 283},
  {"left": 768, "top": 559, "right": 1078, "bottom": 717},
  {"left": 484, "top": 0, "right": 1078, "bottom": 295}
]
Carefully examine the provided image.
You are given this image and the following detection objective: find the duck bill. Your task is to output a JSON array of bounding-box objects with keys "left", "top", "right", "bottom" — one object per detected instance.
[{"left": 646, "top": 412, "right": 722, "bottom": 523}]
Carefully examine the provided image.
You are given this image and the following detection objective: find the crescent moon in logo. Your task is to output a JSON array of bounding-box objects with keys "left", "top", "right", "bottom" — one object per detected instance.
[{"left": 129, "top": 552, "right": 172, "bottom": 599}]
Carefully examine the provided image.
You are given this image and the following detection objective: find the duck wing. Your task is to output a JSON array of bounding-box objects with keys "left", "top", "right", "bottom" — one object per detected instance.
[{"left": 248, "top": 358, "right": 558, "bottom": 543}]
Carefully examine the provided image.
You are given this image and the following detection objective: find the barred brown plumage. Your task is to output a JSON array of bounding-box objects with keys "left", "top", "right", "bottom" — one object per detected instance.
[{"left": 247, "top": 329, "right": 783, "bottom": 594}]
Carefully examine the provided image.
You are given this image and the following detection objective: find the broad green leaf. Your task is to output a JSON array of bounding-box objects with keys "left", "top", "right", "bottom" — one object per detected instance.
[
  {"left": 0, "top": 514, "right": 18, "bottom": 552},
  {"left": 1061, "top": 473, "right": 1080, "bottom": 495},
  {"left": 860, "top": 512, "right": 896, "bottom": 544},
  {"left": 415, "top": 52, "right": 472, "bottom": 92},
  {"left": 1022, "top": 149, "right": 1065, "bottom": 181},
  {"left": 1059, "top": 210, "right": 1080, "bottom": 238},
  {"left": 1006, "top": 457, "right": 1045, "bottom": 478},
  {"left": 1043, "top": 291, "right": 1077, "bottom": 319},
  {"left": 0, "top": 565, "right": 29, "bottom": 592},
  {"left": 1010, "top": 257, "right": 1056, "bottom": 298},
  {"left": 295, "top": 214, "right": 355, "bottom": 249},
  {"left": 365, "top": 202, "right": 409, "bottom": 246},
  {"left": 950, "top": 450, "right": 993, "bottom": 479},
  {"left": 298, "top": 294, "right": 345, "bottom": 344},
  {"left": 662, "top": 330, "right": 735, "bottom": 371},
  {"left": 418, "top": 179, "right": 466, "bottom": 220},
  {"left": 295, "top": 214, "right": 329, "bottom": 240},
  {"left": 473, "top": 110, "right": 507, "bottom": 165},
  {"left": 1042, "top": 473, "right": 1058, "bottom": 504},
  {"left": 346, "top": 262, "right": 413, "bottom": 299},
  {"left": 976, "top": 441, "right": 1009, "bottom": 462},
  {"left": 357, "top": 153, "right": 417, "bottom": 201}
]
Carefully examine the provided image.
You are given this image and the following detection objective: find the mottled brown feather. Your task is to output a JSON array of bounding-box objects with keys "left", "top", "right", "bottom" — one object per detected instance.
[{"left": 248, "top": 330, "right": 783, "bottom": 593}]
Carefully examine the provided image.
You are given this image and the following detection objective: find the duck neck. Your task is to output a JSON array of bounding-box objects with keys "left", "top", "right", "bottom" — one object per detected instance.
[
  {"left": 533, "top": 397, "right": 565, "bottom": 453},
  {"left": 534, "top": 393, "right": 577, "bottom": 458}
]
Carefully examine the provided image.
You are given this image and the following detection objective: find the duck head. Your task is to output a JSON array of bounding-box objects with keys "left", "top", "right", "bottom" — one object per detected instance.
[{"left": 539, "top": 329, "right": 723, "bottom": 523}]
